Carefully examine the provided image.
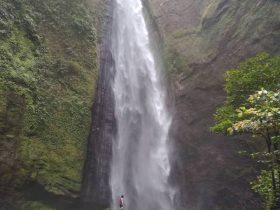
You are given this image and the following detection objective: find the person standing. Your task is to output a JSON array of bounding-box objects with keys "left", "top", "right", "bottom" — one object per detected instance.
[{"left": 119, "top": 195, "right": 124, "bottom": 209}]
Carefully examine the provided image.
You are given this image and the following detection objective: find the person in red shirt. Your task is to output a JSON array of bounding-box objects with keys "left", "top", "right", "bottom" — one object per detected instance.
[{"left": 119, "top": 195, "right": 124, "bottom": 209}]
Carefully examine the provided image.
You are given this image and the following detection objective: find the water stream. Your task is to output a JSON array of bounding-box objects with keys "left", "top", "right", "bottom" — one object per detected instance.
[{"left": 110, "top": 0, "right": 174, "bottom": 209}]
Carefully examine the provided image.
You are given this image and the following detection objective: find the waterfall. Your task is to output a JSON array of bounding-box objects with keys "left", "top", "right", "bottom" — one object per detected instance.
[{"left": 110, "top": 0, "right": 174, "bottom": 209}]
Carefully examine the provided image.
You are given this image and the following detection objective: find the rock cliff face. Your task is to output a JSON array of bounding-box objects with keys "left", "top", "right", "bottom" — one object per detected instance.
[
  {"left": 144, "top": 0, "right": 280, "bottom": 209},
  {"left": 0, "top": 0, "right": 101, "bottom": 209},
  {"left": 81, "top": 0, "right": 115, "bottom": 209}
]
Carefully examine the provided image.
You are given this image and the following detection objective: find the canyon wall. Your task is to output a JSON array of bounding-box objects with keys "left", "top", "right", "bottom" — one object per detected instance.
[
  {"left": 144, "top": 0, "right": 280, "bottom": 209},
  {"left": 81, "top": 0, "right": 115, "bottom": 209},
  {"left": 0, "top": 0, "right": 102, "bottom": 209},
  {"left": 1, "top": 0, "right": 280, "bottom": 209}
]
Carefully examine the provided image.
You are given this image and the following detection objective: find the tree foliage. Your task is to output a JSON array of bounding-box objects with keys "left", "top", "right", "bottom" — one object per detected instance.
[
  {"left": 232, "top": 89, "right": 280, "bottom": 209},
  {"left": 212, "top": 53, "right": 280, "bottom": 133},
  {"left": 211, "top": 53, "right": 280, "bottom": 209}
]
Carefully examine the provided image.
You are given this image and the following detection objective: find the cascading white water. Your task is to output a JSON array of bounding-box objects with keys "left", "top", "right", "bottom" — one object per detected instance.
[{"left": 110, "top": 0, "right": 174, "bottom": 209}]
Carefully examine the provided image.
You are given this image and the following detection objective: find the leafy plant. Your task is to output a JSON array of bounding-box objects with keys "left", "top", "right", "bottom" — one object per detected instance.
[
  {"left": 212, "top": 53, "right": 280, "bottom": 133},
  {"left": 211, "top": 53, "right": 280, "bottom": 209}
]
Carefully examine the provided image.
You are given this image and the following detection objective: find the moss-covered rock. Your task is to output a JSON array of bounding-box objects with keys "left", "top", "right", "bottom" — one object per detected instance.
[{"left": 0, "top": 0, "right": 100, "bottom": 209}]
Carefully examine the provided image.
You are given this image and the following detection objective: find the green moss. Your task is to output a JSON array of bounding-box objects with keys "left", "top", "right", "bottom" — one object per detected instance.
[
  {"left": 22, "top": 201, "right": 54, "bottom": 210},
  {"left": 163, "top": 0, "right": 280, "bottom": 73},
  {"left": 165, "top": 47, "right": 190, "bottom": 77},
  {"left": 0, "top": 0, "right": 99, "bottom": 208}
]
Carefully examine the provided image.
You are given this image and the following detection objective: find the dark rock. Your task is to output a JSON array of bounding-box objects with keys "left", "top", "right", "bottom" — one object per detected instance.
[
  {"left": 80, "top": 0, "right": 115, "bottom": 209},
  {"left": 144, "top": 0, "right": 280, "bottom": 209}
]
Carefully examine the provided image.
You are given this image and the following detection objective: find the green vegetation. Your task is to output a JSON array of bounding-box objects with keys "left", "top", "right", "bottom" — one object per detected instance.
[
  {"left": 22, "top": 201, "right": 54, "bottom": 210},
  {"left": 212, "top": 53, "right": 280, "bottom": 133},
  {"left": 0, "top": 0, "right": 99, "bottom": 209},
  {"left": 165, "top": 48, "right": 190, "bottom": 77},
  {"left": 212, "top": 53, "right": 280, "bottom": 209}
]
